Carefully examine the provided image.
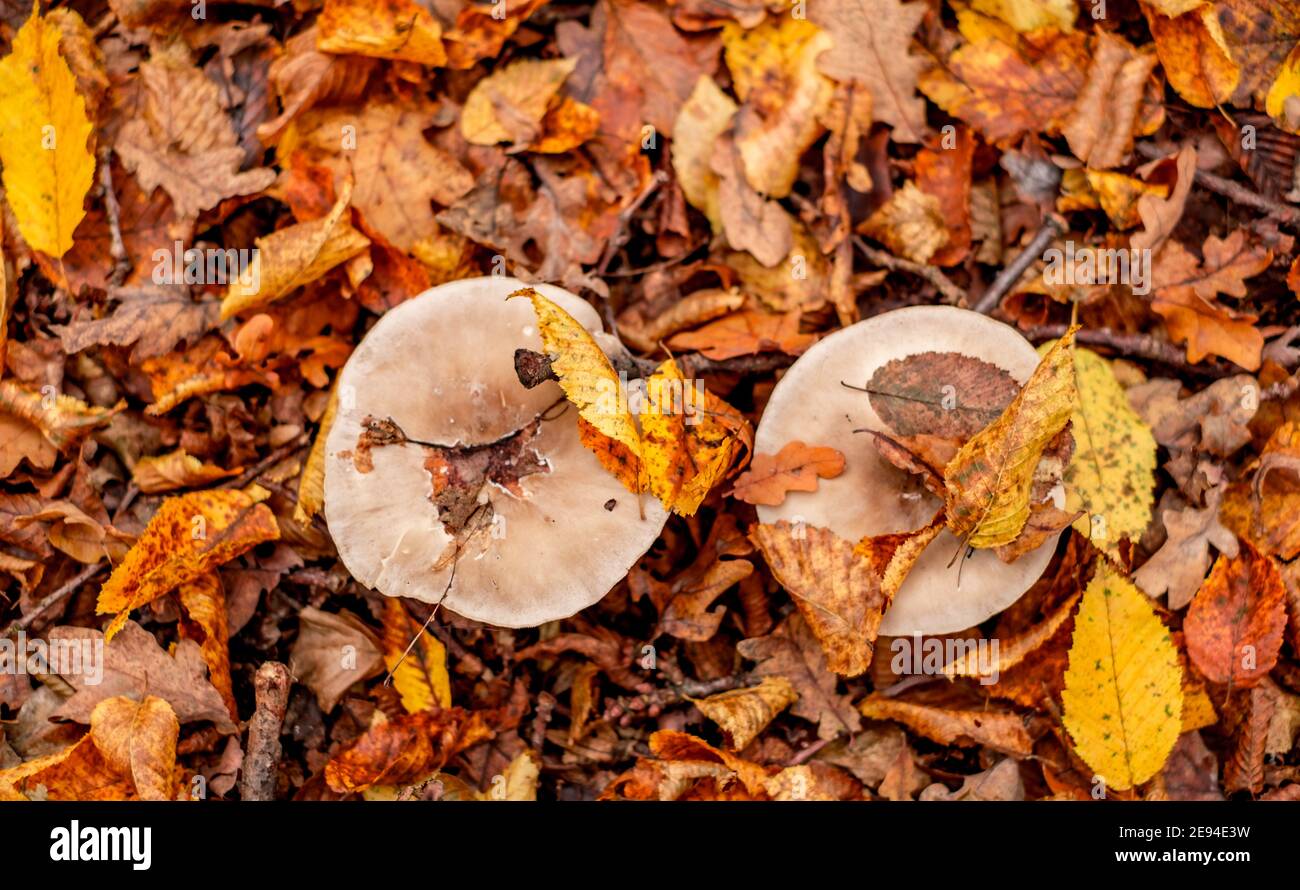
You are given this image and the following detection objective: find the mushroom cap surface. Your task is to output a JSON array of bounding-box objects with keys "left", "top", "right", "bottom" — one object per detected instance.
[
  {"left": 324, "top": 276, "right": 668, "bottom": 627},
  {"left": 754, "top": 305, "right": 1058, "bottom": 636}
]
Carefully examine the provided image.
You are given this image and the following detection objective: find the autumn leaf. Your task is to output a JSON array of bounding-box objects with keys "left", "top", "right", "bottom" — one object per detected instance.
[
  {"left": 1061, "top": 32, "right": 1159, "bottom": 169},
  {"left": 943, "top": 327, "right": 1078, "bottom": 549},
  {"left": 1061, "top": 562, "right": 1183, "bottom": 792},
  {"left": 1134, "top": 486, "right": 1239, "bottom": 609},
  {"left": 289, "top": 606, "right": 384, "bottom": 712},
  {"left": 132, "top": 449, "right": 239, "bottom": 493},
  {"left": 176, "top": 572, "right": 237, "bottom": 722},
  {"left": 672, "top": 76, "right": 738, "bottom": 233},
  {"left": 752, "top": 516, "right": 943, "bottom": 677},
  {"left": 859, "top": 182, "right": 948, "bottom": 265},
  {"left": 295, "top": 382, "right": 338, "bottom": 524},
  {"left": 1142, "top": 3, "right": 1239, "bottom": 108},
  {"left": 316, "top": 0, "right": 446, "bottom": 66},
  {"left": 808, "top": 0, "right": 929, "bottom": 143},
  {"left": 728, "top": 440, "right": 845, "bottom": 507},
  {"left": 89, "top": 695, "right": 180, "bottom": 801},
  {"left": 96, "top": 488, "right": 280, "bottom": 641},
  {"left": 324, "top": 708, "right": 495, "bottom": 793},
  {"left": 690, "top": 676, "right": 798, "bottom": 751},
  {"left": 1150, "top": 231, "right": 1272, "bottom": 370},
  {"left": 0, "top": 379, "right": 121, "bottom": 451},
  {"left": 858, "top": 695, "right": 1034, "bottom": 757},
  {"left": 942, "top": 590, "right": 1082, "bottom": 683},
  {"left": 1184, "top": 544, "right": 1287, "bottom": 690},
  {"left": 1048, "top": 344, "right": 1157, "bottom": 557},
  {"left": 382, "top": 598, "right": 452, "bottom": 714},
  {"left": 54, "top": 284, "right": 220, "bottom": 363},
  {"left": 461, "top": 57, "right": 581, "bottom": 149},
  {"left": 222, "top": 181, "right": 369, "bottom": 319},
  {"left": 667, "top": 308, "right": 815, "bottom": 362},
  {"left": 0, "top": 2, "right": 96, "bottom": 257}
]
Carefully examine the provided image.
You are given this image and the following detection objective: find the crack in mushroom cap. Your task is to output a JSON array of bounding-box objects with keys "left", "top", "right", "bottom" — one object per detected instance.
[
  {"left": 323, "top": 277, "right": 668, "bottom": 628},
  {"left": 753, "top": 305, "right": 1059, "bottom": 636}
]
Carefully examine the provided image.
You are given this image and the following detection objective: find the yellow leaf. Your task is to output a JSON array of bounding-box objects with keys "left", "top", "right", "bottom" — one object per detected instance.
[
  {"left": 640, "top": 358, "right": 743, "bottom": 515},
  {"left": 221, "top": 180, "right": 369, "bottom": 320},
  {"left": 509, "top": 287, "right": 640, "bottom": 456},
  {"left": 1141, "top": 5, "right": 1239, "bottom": 109},
  {"left": 96, "top": 488, "right": 280, "bottom": 641},
  {"left": 177, "top": 572, "right": 237, "bottom": 723},
  {"left": 478, "top": 750, "right": 541, "bottom": 801},
  {"left": 858, "top": 182, "right": 948, "bottom": 265},
  {"left": 133, "top": 449, "right": 239, "bottom": 493},
  {"left": 970, "top": 0, "right": 1077, "bottom": 32},
  {"left": 1043, "top": 344, "right": 1156, "bottom": 558},
  {"left": 461, "top": 57, "right": 577, "bottom": 147},
  {"left": 316, "top": 0, "right": 446, "bottom": 66},
  {"left": 672, "top": 76, "right": 737, "bottom": 233},
  {"left": 381, "top": 598, "right": 451, "bottom": 713},
  {"left": 0, "top": 379, "right": 121, "bottom": 451},
  {"left": 294, "top": 382, "right": 339, "bottom": 524},
  {"left": 944, "top": 326, "right": 1078, "bottom": 549},
  {"left": 0, "top": 1, "right": 95, "bottom": 257},
  {"left": 690, "top": 676, "right": 798, "bottom": 750},
  {"left": 1266, "top": 44, "right": 1300, "bottom": 132},
  {"left": 1061, "top": 563, "right": 1183, "bottom": 791},
  {"left": 89, "top": 695, "right": 180, "bottom": 801}
]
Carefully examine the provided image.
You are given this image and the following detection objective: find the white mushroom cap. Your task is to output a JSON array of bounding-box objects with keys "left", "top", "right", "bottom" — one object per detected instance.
[
  {"left": 323, "top": 276, "right": 668, "bottom": 628},
  {"left": 754, "top": 305, "right": 1059, "bottom": 636}
]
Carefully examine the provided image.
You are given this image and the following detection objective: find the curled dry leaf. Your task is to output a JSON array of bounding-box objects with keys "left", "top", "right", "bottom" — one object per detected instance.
[
  {"left": 324, "top": 708, "right": 495, "bottom": 793},
  {"left": 690, "top": 676, "right": 798, "bottom": 751},
  {"left": 132, "top": 449, "right": 239, "bottom": 493},
  {"left": 1061, "top": 563, "right": 1183, "bottom": 792},
  {"left": 315, "top": 0, "right": 447, "bottom": 66},
  {"left": 88, "top": 695, "right": 180, "bottom": 801},
  {"left": 289, "top": 606, "right": 384, "bottom": 713},
  {"left": 858, "top": 695, "right": 1034, "bottom": 757},
  {"left": 1134, "top": 486, "right": 1239, "bottom": 609}
]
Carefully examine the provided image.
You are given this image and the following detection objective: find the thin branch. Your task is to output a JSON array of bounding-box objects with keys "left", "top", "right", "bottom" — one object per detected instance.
[
  {"left": 514, "top": 346, "right": 794, "bottom": 389},
  {"left": 239, "top": 662, "right": 291, "bottom": 801},
  {"left": 972, "top": 216, "right": 1067, "bottom": 315},
  {"left": 1, "top": 561, "right": 107, "bottom": 638},
  {"left": 1022, "top": 323, "right": 1230, "bottom": 378},
  {"left": 97, "top": 147, "right": 132, "bottom": 288},
  {"left": 851, "top": 235, "right": 967, "bottom": 305}
]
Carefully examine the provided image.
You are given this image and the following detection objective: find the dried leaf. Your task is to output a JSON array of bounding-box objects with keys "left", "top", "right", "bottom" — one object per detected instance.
[
  {"left": 132, "top": 449, "right": 239, "bottom": 493},
  {"left": 1184, "top": 544, "right": 1287, "bottom": 689},
  {"left": 728, "top": 440, "right": 845, "bottom": 507},
  {"left": 381, "top": 598, "right": 452, "bottom": 713},
  {"left": 858, "top": 695, "right": 1034, "bottom": 756},
  {"left": 690, "top": 676, "right": 798, "bottom": 750}
]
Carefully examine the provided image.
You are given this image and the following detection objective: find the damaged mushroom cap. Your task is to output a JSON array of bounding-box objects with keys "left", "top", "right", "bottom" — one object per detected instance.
[
  {"left": 324, "top": 276, "right": 668, "bottom": 628},
  {"left": 754, "top": 305, "right": 1059, "bottom": 636}
]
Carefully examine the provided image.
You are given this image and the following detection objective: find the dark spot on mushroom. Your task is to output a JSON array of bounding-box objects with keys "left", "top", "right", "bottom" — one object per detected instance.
[{"left": 604, "top": 498, "right": 617, "bottom": 511}]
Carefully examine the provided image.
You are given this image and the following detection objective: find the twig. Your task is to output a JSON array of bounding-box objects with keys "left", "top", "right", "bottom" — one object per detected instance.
[
  {"left": 1022, "top": 323, "right": 1229, "bottom": 377},
  {"left": 1136, "top": 143, "right": 1300, "bottom": 227},
  {"left": 788, "top": 737, "right": 832, "bottom": 767},
  {"left": 97, "top": 147, "right": 132, "bottom": 288},
  {"left": 1, "top": 562, "right": 106, "bottom": 638},
  {"left": 239, "top": 662, "right": 291, "bottom": 801},
  {"left": 602, "top": 672, "right": 753, "bottom": 724},
  {"left": 221, "top": 433, "right": 310, "bottom": 489},
  {"left": 972, "top": 216, "right": 1067, "bottom": 315},
  {"left": 596, "top": 170, "right": 668, "bottom": 278},
  {"left": 851, "top": 235, "right": 967, "bottom": 305}
]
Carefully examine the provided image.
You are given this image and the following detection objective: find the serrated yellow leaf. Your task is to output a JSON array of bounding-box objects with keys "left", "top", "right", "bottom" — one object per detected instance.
[
  {"left": 381, "top": 598, "right": 451, "bottom": 713},
  {"left": 0, "top": 1, "right": 95, "bottom": 257},
  {"left": 1041, "top": 344, "right": 1157, "bottom": 557},
  {"left": 1061, "top": 563, "right": 1183, "bottom": 791},
  {"left": 509, "top": 287, "right": 641, "bottom": 456},
  {"left": 944, "top": 326, "right": 1078, "bottom": 548}
]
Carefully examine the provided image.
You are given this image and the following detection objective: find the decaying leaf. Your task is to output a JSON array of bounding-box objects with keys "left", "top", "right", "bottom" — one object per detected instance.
[
  {"left": 690, "top": 676, "right": 798, "bottom": 751},
  {"left": 728, "top": 440, "right": 845, "bottom": 507},
  {"left": 1184, "top": 544, "right": 1287, "bottom": 690}
]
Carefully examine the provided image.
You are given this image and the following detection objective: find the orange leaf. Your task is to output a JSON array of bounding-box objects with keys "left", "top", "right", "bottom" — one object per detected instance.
[
  {"left": 1184, "top": 543, "right": 1288, "bottom": 689},
  {"left": 728, "top": 440, "right": 845, "bottom": 506}
]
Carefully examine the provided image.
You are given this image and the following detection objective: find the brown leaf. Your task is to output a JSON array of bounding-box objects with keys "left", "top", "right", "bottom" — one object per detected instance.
[
  {"left": 1135, "top": 486, "right": 1240, "bottom": 609},
  {"left": 1184, "top": 544, "right": 1287, "bottom": 689},
  {"left": 859, "top": 694, "right": 1034, "bottom": 756},
  {"left": 862, "top": 350, "right": 1021, "bottom": 439},
  {"left": 54, "top": 284, "right": 220, "bottom": 364},
  {"left": 288, "top": 606, "right": 384, "bottom": 712},
  {"left": 132, "top": 448, "right": 238, "bottom": 493},
  {"left": 324, "top": 708, "right": 495, "bottom": 793},
  {"left": 690, "top": 676, "right": 798, "bottom": 750},
  {"left": 728, "top": 440, "right": 845, "bottom": 507},
  {"left": 89, "top": 695, "right": 179, "bottom": 801},
  {"left": 49, "top": 622, "right": 236, "bottom": 733},
  {"left": 667, "top": 309, "right": 815, "bottom": 362},
  {"left": 1062, "top": 32, "right": 1159, "bottom": 169}
]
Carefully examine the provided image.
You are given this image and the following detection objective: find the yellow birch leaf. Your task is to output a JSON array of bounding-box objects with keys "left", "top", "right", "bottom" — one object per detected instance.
[
  {"left": 944, "top": 325, "right": 1078, "bottom": 549},
  {"left": 0, "top": 1, "right": 95, "bottom": 258},
  {"left": 1061, "top": 563, "right": 1183, "bottom": 791},
  {"left": 381, "top": 597, "right": 451, "bottom": 713},
  {"left": 295, "top": 383, "right": 339, "bottom": 524},
  {"left": 222, "top": 180, "right": 369, "bottom": 319},
  {"left": 640, "top": 358, "right": 742, "bottom": 515},
  {"left": 509, "top": 287, "right": 641, "bottom": 456},
  {"left": 689, "top": 676, "right": 798, "bottom": 750},
  {"left": 96, "top": 488, "right": 280, "bottom": 641},
  {"left": 1040, "top": 343, "right": 1157, "bottom": 557}
]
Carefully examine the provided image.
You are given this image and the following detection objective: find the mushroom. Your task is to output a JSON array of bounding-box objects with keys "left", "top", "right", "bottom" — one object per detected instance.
[
  {"left": 323, "top": 276, "right": 668, "bottom": 627},
  {"left": 753, "top": 305, "right": 1059, "bottom": 636}
]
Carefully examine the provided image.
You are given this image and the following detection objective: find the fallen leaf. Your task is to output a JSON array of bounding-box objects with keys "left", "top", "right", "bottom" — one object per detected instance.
[
  {"left": 728, "top": 440, "right": 845, "bottom": 507},
  {"left": 316, "top": 0, "right": 446, "bottom": 66},
  {"left": 863, "top": 350, "right": 1020, "bottom": 439},
  {"left": 132, "top": 449, "right": 239, "bottom": 493},
  {"left": 88, "top": 695, "right": 179, "bottom": 801},
  {"left": 1184, "top": 544, "right": 1287, "bottom": 689},
  {"left": 1062, "top": 32, "right": 1159, "bottom": 168},
  {"left": 690, "top": 676, "right": 798, "bottom": 750},
  {"left": 462, "top": 57, "right": 578, "bottom": 148},
  {"left": 54, "top": 284, "right": 220, "bottom": 363},
  {"left": 1061, "top": 562, "right": 1183, "bottom": 791},
  {"left": 858, "top": 695, "right": 1034, "bottom": 756},
  {"left": 289, "top": 606, "right": 384, "bottom": 712},
  {"left": 1135, "top": 486, "right": 1240, "bottom": 609},
  {"left": 0, "top": 3, "right": 95, "bottom": 257},
  {"left": 324, "top": 708, "right": 494, "bottom": 793},
  {"left": 382, "top": 598, "right": 452, "bottom": 714},
  {"left": 667, "top": 309, "right": 815, "bottom": 361}
]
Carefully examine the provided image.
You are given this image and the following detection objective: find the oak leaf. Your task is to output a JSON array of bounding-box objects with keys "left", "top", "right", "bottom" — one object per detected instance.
[
  {"left": 1134, "top": 486, "right": 1239, "bottom": 609},
  {"left": 1061, "top": 563, "right": 1183, "bottom": 791},
  {"left": 54, "top": 284, "right": 220, "bottom": 363},
  {"left": 728, "top": 440, "right": 845, "bottom": 507},
  {"left": 0, "top": 2, "right": 95, "bottom": 257}
]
